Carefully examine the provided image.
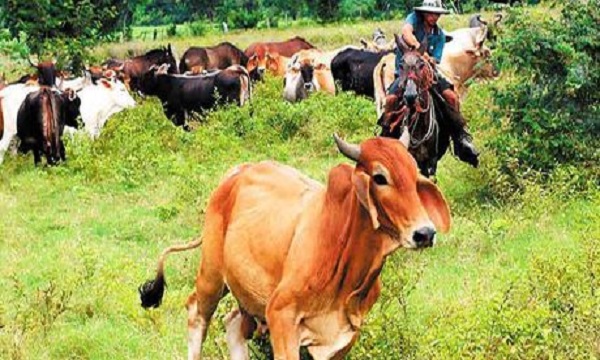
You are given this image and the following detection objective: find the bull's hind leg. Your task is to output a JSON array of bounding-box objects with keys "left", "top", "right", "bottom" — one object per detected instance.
[{"left": 186, "top": 260, "right": 226, "bottom": 360}]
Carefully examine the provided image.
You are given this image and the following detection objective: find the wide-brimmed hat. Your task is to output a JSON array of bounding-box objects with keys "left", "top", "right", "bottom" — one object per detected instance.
[{"left": 414, "top": 0, "right": 450, "bottom": 14}]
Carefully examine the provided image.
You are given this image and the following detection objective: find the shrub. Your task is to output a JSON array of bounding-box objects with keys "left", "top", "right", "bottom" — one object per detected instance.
[
  {"left": 482, "top": 1, "right": 599, "bottom": 191},
  {"left": 187, "top": 20, "right": 208, "bottom": 36}
]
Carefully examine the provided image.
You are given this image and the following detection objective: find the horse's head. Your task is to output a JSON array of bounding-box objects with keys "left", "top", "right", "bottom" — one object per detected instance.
[{"left": 392, "top": 34, "right": 434, "bottom": 109}]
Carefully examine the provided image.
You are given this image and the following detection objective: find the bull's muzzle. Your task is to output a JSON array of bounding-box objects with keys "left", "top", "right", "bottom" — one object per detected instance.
[
  {"left": 413, "top": 226, "right": 436, "bottom": 248},
  {"left": 304, "top": 82, "right": 314, "bottom": 91},
  {"left": 404, "top": 79, "right": 418, "bottom": 106}
]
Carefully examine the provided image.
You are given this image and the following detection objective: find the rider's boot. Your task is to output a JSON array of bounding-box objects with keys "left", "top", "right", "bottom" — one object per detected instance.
[
  {"left": 441, "top": 89, "right": 479, "bottom": 168},
  {"left": 453, "top": 129, "right": 479, "bottom": 168}
]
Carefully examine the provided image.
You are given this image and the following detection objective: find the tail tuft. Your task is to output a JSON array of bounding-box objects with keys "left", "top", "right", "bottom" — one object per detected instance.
[{"left": 138, "top": 271, "right": 166, "bottom": 309}]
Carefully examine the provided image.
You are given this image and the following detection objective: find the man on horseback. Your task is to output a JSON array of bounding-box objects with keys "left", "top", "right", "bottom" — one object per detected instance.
[{"left": 388, "top": 0, "right": 479, "bottom": 167}]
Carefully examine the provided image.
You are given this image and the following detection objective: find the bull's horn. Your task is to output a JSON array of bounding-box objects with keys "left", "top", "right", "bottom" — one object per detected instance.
[
  {"left": 477, "top": 14, "right": 488, "bottom": 26},
  {"left": 493, "top": 13, "right": 503, "bottom": 25},
  {"left": 27, "top": 57, "right": 38, "bottom": 68},
  {"left": 333, "top": 133, "right": 361, "bottom": 162},
  {"left": 399, "top": 127, "right": 410, "bottom": 148}
]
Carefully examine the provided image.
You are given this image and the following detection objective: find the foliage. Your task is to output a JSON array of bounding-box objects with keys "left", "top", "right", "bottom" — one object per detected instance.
[
  {"left": 482, "top": 1, "right": 599, "bottom": 191},
  {"left": 0, "top": 0, "right": 135, "bottom": 71}
]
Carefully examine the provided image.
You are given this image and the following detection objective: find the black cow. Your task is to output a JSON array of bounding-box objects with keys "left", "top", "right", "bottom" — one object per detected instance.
[
  {"left": 17, "top": 87, "right": 81, "bottom": 165},
  {"left": 179, "top": 42, "right": 248, "bottom": 74},
  {"left": 141, "top": 64, "right": 251, "bottom": 130},
  {"left": 331, "top": 49, "right": 392, "bottom": 98}
]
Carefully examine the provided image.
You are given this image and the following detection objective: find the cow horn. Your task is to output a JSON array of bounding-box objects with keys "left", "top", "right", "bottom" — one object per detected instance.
[
  {"left": 494, "top": 13, "right": 503, "bottom": 25},
  {"left": 27, "top": 57, "right": 38, "bottom": 68},
  {"left": 399, "top": 127, "right": 410, "bottom": 148},
  {"left": 333, "top": 133, "right": 361, "bottom": 162},
  {"left": 476, "top": 15, "right": 488, "bottom": 26}
]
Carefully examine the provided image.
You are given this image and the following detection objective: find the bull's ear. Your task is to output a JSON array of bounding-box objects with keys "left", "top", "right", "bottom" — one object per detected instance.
[
  {"left": 99, "top": 79, "right": 112, "bottom": 89},
  {"left": 465, "top": 49, "right": 479, "bottom": 58},
  {"left": 417, "top": 176, "right": 451, "bottom": 233},
  {"left": 352, "top": 171, "right": 380, "bottom": 230}
]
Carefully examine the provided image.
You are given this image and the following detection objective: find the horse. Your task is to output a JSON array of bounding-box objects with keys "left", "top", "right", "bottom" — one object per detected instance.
[
  {"left": 377, "top": 34, "right": 467, "bottom": 178},
  {"left": 103, "top": 44, "right": 178, "bottom": 94}
]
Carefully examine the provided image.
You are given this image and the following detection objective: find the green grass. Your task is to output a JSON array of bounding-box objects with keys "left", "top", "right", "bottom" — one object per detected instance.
[{"left": 1, "top": 7, "right": 599, "bottom": 359}]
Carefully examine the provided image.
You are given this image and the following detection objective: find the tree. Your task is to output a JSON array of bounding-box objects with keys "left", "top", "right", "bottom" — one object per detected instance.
[{"left": 0, "top": 0, "right": 135, "bottom": 71}]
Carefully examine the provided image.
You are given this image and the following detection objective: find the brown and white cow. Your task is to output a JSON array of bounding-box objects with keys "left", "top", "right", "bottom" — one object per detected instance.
[
  {"left": 438, "top": 26, "right": 499, "bottom": 97},
  {"left": 244, "top": 37, "right": 315, "bottom": 80},
  {"left": 283, "top": 49, "right": 336, "bottom": 102},
  {"left": 139, "top": 133, "right": 451, "bottom": 360}
]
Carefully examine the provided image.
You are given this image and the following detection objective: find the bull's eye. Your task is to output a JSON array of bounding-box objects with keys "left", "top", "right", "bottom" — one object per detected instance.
[{"left": 373, "top": 174, "right": 388, "bottom": 186}]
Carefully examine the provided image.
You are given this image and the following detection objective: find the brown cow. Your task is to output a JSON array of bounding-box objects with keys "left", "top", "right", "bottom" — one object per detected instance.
[
  {"left": 139, "top": 133, "right": 451, "bottom": 359},
  {"left": 244, "top": 36, "right": 315, "bottom": 80},
  {"left": 179, "top": 42, "right": 248, "bottom": 74}
]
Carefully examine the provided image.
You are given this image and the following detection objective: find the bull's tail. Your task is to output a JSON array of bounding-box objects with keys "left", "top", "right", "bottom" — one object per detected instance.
[
  {"left": 138, "top": 236, "right": 203, "bottom": 309},
  {"left": 228, "top": 64, "right": 252, "bottom": 106},
  {"left": 40, "top": 88, "right": 60, "bottom": 162}
]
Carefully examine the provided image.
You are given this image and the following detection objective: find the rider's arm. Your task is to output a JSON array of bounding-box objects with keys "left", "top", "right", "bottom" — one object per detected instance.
[
  {"left": 402, "top": 13, "right": 420, "bottom": 50},
  {"left": 430, "top": 31, "right": 446, "bottom": 63}
]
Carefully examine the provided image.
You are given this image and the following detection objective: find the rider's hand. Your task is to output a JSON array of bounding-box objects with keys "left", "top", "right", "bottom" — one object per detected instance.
[{"left": 412, "top": 41, "right": 421, "bottom": 51}]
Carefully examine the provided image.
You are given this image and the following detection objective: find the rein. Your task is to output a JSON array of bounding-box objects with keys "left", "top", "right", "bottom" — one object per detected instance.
[{"left": 390, "top": 57, "right": 439, "bottom": 148}]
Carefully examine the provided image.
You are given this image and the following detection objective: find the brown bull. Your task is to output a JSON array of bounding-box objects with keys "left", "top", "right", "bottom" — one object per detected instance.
[
  {"left": 179, "top": 42, "right": 248, "bottom": 74},
  {"left": 139, "top": 134, "right": 451, "bottom": 359},
  {"left": 244, "top": 36, "right": 315, "bottom": 80}
]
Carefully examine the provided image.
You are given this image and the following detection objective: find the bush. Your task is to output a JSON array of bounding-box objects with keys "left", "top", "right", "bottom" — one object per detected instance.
[
  {"left": 482, "top": 1, "right": 599, "bottom": 191},
  {"left": 187, "top": 20, "right": 209, "bottom": 36}
]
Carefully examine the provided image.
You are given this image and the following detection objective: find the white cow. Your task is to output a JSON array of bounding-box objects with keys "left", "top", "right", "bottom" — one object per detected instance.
[
  {"left": 65, "top": 77, "right": 135, "bottom": 138},
  {"left": 438, "top": 26, "right": 498, "bottom": 97},
  {"left": 0, "top": 83, "right": 41, "bottom": 164}
]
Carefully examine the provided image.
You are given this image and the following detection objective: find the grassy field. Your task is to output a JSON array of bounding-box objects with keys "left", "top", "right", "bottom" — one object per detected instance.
[{"left": 1, "top": 7, "right": 599, "bottom": 360}]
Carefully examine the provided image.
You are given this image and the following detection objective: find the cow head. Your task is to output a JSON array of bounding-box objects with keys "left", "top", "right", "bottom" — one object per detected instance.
[
  {"left": 29, "top": 58, "right": 58, "bottom": 87},
  {"left": 283, "top": 62, "right": 308, "bottom": 103},
  {"left": 247, "top": 53, "right": 265, "bottom": 82},
  {"left": 60, "top": 88, "right": 82, "bottom": 129},
  {"left": 334, "top": 134, "right": 451, "bottom": 249},
  {"left": 465, "top": 28, "right": 500, "bottom": 80},
  {"left": 98, "top": 78, "right": 136, "bottom": 110},
  {"left": 140, "top": 64, "right": 169, "bottom": 96}
]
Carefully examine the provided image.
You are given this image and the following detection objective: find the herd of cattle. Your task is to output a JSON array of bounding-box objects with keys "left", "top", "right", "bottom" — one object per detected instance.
[{"left": 0, "top": 13, "right": 499, "bottom": 166}]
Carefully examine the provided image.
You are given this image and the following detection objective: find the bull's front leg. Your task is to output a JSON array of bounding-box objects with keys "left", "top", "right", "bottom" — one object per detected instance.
[{"left": 266, "top": 293, "right": 301, "bottom": 360}]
